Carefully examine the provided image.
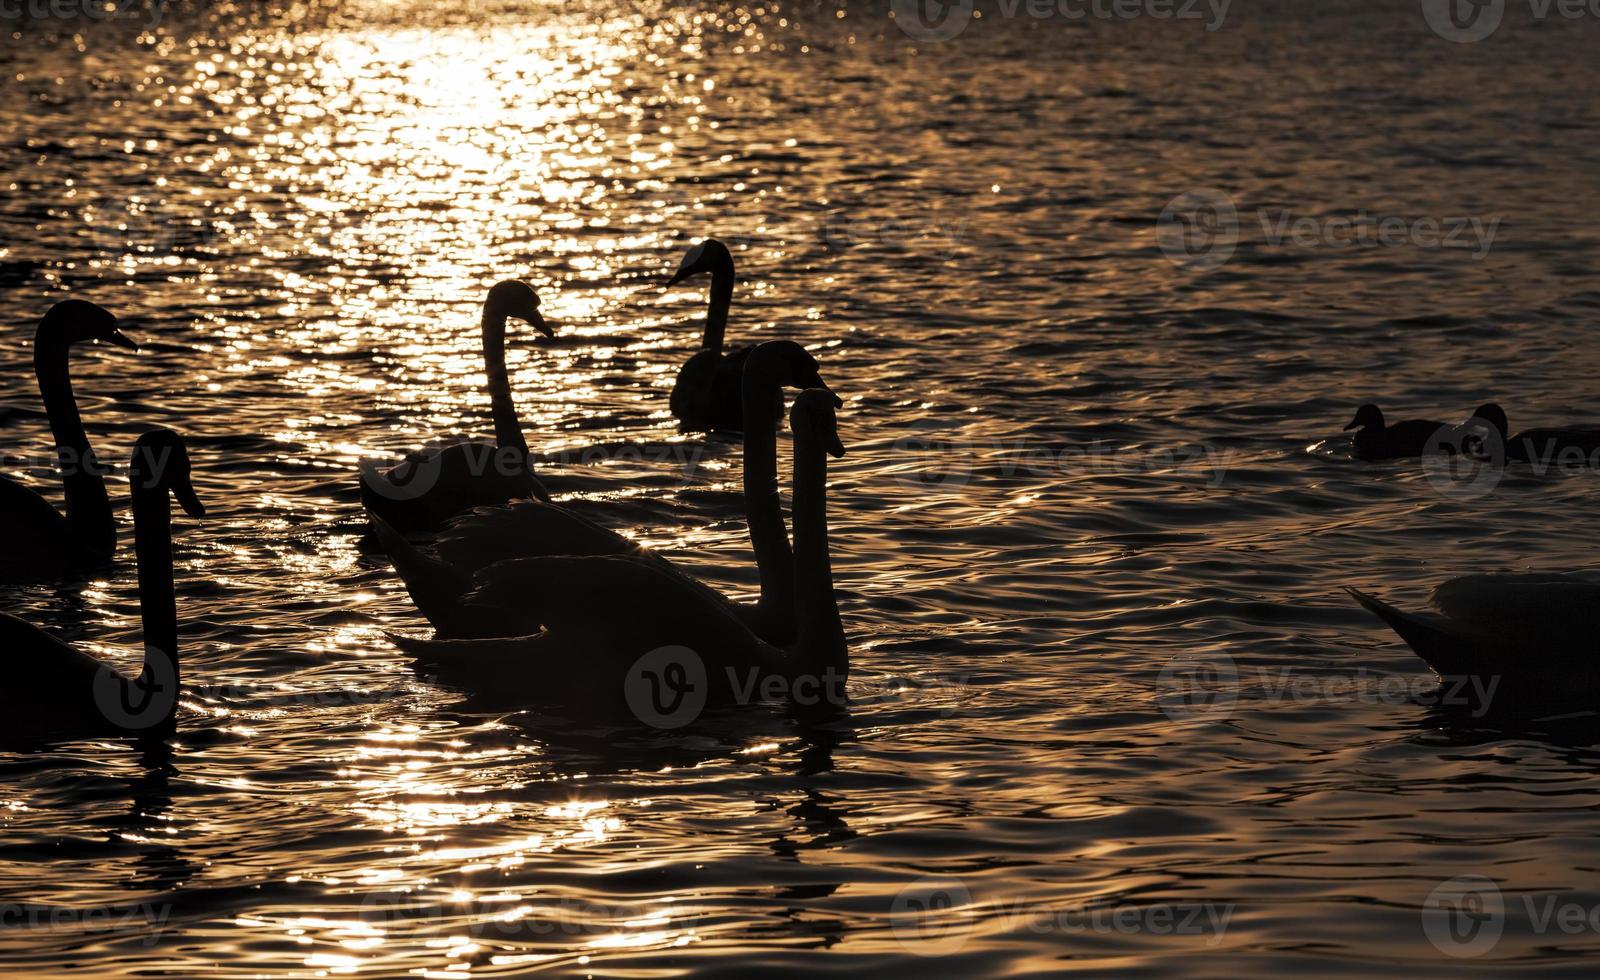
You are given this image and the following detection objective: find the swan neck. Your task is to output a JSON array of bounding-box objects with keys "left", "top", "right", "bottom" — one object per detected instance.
[
  {"left": 743, "top": 380, "right": 791, "bottom": 629},
  {"left": 34, "top": 326, "right": 115, "bottom": 557},
  {"left": 701, "top": 260, "right": 733, "bottom": 354},
  {"left": 131, "top": 479, "right": 179, "bottom": 730},
  {"left": 791, "top": 435, "right": 845, "bottom": 679},
  {"left": 482, "top": 307, "right": 530, "bottom": 462}
]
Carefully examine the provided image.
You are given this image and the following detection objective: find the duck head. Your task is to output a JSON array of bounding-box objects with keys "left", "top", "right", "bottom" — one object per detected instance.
[
  {"left": 1471, "top": 402, "right": 1510, "bottom": 441},
  {"left": 131, "top": 428, "right": 205, "bottom": 518},
  {"left": 484, "top": 280, "right": 553, "bottom": 338},
  {"left": 666, "top": 238, "right": 733, "bottom": 287},
  {"left": 746, "top": 341, "right": 840, "bottom": 405},
  {"left": 791, "top": 388, "right": 847, "bottom": 459},
  {"left": 40, "top": 299, "right": 139, "bottom": 351},
  {"left": 1345, "top": 404, "right": 1384, "bottom": 432}
]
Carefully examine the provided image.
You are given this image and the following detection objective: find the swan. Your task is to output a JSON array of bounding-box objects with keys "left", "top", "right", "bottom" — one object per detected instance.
[
  {"left": 360, "top": 280, "right": 554, "bottom": 534},
  {"left": 371, "top": 340, "right": 836, "bottom": 642},
  {"left": 666, "top": 238, "right": 770, "bottom": 432},
  {"left": 1466, "top": 403, "right": 1600, "bottom": 466},
  {"left": 390, "top": 389, "right": 849, "bottom": 714},
  {"left": 0, "top": 299, "right": 139, "bottom": 582},
  {"left": 1344, "top": 403, "right": 1449, "bottom": 460},
  {"left": 1347, "top": 575, "right": 1600, "bottom": 704},
  {"left": 0, "top": 429, "right": 204, "bottom": 738}
]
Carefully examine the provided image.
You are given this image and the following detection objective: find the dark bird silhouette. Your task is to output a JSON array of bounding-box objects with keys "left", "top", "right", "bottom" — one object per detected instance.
[
  {"left": 372, "top": 341, "right": 836, "bottom": 644},
  {"left": 360, "top": 280, "right": 554, "bottom": 535},
  {"left": 1468, "top": 403, "right": 1600, "bottom": 466},
  {"left": 0, "top": 430, "right": 204, "bottom": 740},
  {"left": 0, "top": 299, "right": 139, "bottom": 582},
  {"left": 1348, "top": 574, "right": 1600, "bottom": 708},
  {"left": 1344, "top": 403, "right": 1448, "bottom": 460},
  {"left": 667, "top": 239, "right": 772, "bottom": 433},
  {"left": 389, "top": 390, "right": 849, "bottom": 715}
]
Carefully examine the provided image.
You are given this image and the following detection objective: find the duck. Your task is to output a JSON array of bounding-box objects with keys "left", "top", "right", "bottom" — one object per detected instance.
[
  {"left": 0, "top": 429, "right": 204, "bottom": 739},
  {"left": 666, "top": 239, "right": 772, "bottom": 433},
  {"left": 1344, "top": 403, "right": 1449, "bottom": 460},
  {"left": 389, "top": 389, "right": 849, "bottom": 715},
  {"left": 1466, "top": 403, "right": 1600, "bottom": 466},
  {"left": 0, "top": 299, "right": 139, "bottom": 582},
  {"left": 371, "top": 340, "right": 836, "bottom": 643},
  {"left": 1348, "top": 574, "right": 1600, "bottom": 705},
  {"left": 360, "top": 280, "right": 554, "bottom": 535}
]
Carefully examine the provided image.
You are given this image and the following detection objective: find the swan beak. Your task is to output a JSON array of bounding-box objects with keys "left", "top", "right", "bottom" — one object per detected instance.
[
  {"left": 826, "top": 434, "right": 846, "bottom": 459},
  {"left": 666, "top": 267, "right": 693, "bottom": 287},
  {"left": 525, "top": 310, "right": 554, "bottom": 339},
  {"left": 106, "top": 328, "right": 140, "bottom": 352},
  {"left": 174, "top": 482, "right": 206, "bottom": 518},
  {"left": 1343, "top": 418, "right": 1360, "bottom": 431}
]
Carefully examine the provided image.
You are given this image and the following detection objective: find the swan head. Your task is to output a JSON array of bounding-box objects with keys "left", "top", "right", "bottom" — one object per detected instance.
[
  {"left": 666, "top": 238, "right": 733, "bottom": 286},
  {"left": 791, "top": 388, "right": 846, "bottom": 459},
  {"left": 484, "top": 280, "right": 553, "bottom": 338},
  {"left": 40, "top": 299, "right": 139, "bottom": 351},
  {"left": 746, "top": 340, "right": 840, "bottom": 404},
  {"left": 1471, "top": 402, "right": 1510, "bottom": 440},
  {"left": 130, "top": 429, "right": 205, "bottom": 518},
  {"left": 1345, "top": 404, "right": 1384, "bottom": 432}
]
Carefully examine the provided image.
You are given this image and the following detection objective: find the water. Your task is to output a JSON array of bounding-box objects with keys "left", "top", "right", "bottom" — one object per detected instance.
[{"left": 3, "top": 0, "right": 1600, "bottom": 974}]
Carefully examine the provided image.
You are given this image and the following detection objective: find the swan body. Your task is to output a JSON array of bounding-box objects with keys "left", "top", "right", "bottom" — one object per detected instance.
[
  {"left": 1348, "top": 575, "right": 1600, "bottom": 702},
  {"left": 361, "top": 281, "right": 553, "bottom": 534},
  {"left": 1468, "top": 403, "right": 1600, "bottom": 466},
  {"left": 667, "top": 239, "right": 772, "bottom": 433},
  {"left": 0, "top": 430, "right": 204, "bottom": 739},
  {"left": 1345, "top": 403, "right": 1448, "bottom": 460},
  {"left": 372, "top": 341, "right": 835, "bottom": 642},
  {"left": 0, "top": 300, "right": 139, "bottom": 582},
  {"left": 391, "top": 389, "right": 849, "bottom": 715}
]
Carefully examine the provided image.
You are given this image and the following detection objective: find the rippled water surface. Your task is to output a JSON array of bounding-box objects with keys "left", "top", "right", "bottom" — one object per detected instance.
[{"left": 4, "top": 0, "right": 1600, "bottom": 975}]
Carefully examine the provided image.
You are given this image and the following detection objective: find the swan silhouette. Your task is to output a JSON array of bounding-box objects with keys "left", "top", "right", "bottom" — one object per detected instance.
[
  {"left": 361, "top": 280, "right": 554, "bottom": 534},
  {"left": 390, "top": 389, "right": 848, "bottom": 714},
  {"left": 667, "top": 239, "right": 769, "bottom": 432},
  {"left": 0, "top": 430, "right": 204, "bottom": 738},
  {"left": 1466, "top": 403, "right": 1600, "bottom": 465},
  {"left": 372, "top": 341, "right": 836, "bottom": 643},
  {"left": 1348, "top": 575, "right": 1600, "bottom": 703},
  {"left": 0, "top": 300, "right": 139, "bottom": 581},
  {"left": 1345, "top": 403, "right": 1449, "bottom": 460}
]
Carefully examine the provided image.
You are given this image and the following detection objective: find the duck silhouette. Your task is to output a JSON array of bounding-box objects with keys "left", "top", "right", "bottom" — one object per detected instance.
[{"left": 1344, "top": 404, "right": 1449, "bottom": 460}]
